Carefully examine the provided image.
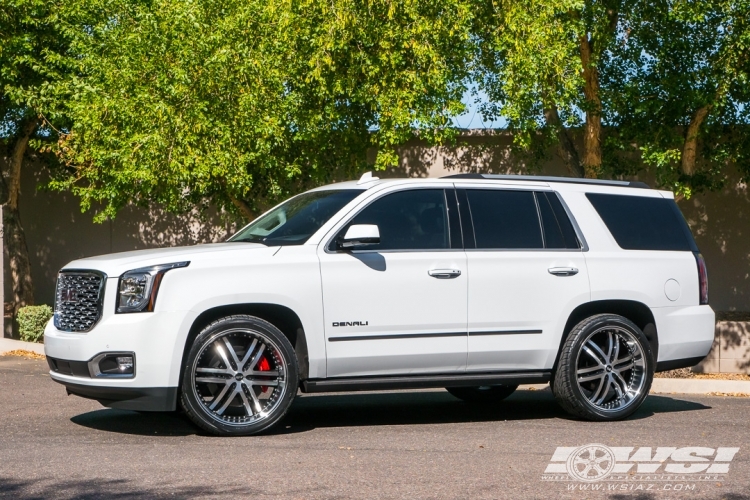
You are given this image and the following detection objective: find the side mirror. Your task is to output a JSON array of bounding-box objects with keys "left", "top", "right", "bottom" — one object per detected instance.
[{"left": 338, "top": 224, "right": 380, "bottom": 249}]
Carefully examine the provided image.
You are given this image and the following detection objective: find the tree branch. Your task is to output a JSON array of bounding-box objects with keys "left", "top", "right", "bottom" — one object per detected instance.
[
  {"left": 229, "top": 194, "right": 256, "bottom": 221},
  {"left": 681, "top": 105, "right": 712, "bottom": 176},
  {"left": 5, "top": 118, "right": 39, "bottom": 210},
  {"left": 544, "top": 104, "right": 585, "bottom": 178}
]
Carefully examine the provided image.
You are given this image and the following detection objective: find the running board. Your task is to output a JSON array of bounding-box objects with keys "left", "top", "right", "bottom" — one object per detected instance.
[{"left": 301, "top": 371, "right": 551, "bottom": 393}]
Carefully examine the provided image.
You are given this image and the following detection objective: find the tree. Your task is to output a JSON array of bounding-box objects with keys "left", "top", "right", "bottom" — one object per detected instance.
[
  {"left": 602, "top": 0, "right": 750, "bottom": 197},
  {"left": 53, "top": 0, "right": 475, "bottom": 221},
  {"left": 0, "top": 0, "right": 74, "bottom": 313},
  {"left": 473, "top": 0, "right": 750, "bottom": 191},
  {"left": 473, "top": 0, "right": 623, "bottom": 179}
]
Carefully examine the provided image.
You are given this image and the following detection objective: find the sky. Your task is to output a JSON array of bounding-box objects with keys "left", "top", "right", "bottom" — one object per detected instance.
[{"left": 452, "top": 88, "right": 507, "bottom": 129}]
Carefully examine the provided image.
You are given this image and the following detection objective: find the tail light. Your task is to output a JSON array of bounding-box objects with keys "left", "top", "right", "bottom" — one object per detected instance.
[{"left": 694, "top": 252, "right": 708, "bottom": 305}]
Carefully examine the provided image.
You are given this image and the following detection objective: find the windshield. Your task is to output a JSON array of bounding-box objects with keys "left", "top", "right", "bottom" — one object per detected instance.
[{"left": 229, "top": 190, "right": 362, "bottom": 246}]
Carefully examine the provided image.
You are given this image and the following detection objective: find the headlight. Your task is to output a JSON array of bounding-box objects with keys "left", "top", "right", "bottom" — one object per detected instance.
[{"left": 116, "top": 262, "right": 189, "bottom": 313}]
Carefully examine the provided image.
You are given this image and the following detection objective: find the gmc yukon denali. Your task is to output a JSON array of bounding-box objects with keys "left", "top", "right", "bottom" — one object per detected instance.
[{"left": 44, "top": 173, "right": 715, "bottom": 435}]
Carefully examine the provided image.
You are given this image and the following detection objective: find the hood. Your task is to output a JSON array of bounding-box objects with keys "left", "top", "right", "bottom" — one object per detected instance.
[{"left": 63, "top": 242, "right": 271, "bottom": 277}]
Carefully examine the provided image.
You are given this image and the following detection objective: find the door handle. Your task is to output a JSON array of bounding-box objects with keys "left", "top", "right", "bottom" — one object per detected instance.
[
  {"left": 548, "top": 267, "right": 579, "bottom": 276},
  {"left": 428, "top": 269, "right": 462, "bottom": 279}
]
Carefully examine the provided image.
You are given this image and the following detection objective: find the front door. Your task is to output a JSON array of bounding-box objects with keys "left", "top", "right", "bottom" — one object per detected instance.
[{"left": 318, "top": 188, "right": 468, "bottom": 378}]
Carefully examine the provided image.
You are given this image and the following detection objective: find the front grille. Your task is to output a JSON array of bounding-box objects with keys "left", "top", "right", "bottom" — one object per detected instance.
[{"left": 54, "top": 270, "right": 107, "bottom": 332}]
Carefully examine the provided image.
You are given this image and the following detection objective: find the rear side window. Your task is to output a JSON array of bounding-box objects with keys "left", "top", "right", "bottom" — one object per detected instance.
[
  {"left": 465, "top": 190, "right": 543, "bottom": 249},
  {"left": 586, "top": 193, "right": 698, "bottom": 251}
]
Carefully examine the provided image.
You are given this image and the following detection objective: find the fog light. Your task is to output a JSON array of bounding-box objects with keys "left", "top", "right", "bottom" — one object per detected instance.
[
  {"left": 116, "top": 356, "right": 134, "bottom": 372},
  {"left": 89, "top": 352, "right": 136, "bottom": 378}
]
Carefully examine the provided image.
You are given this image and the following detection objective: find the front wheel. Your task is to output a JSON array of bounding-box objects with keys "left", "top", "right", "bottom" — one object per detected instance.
[
  {"left": 553, "top": 314, "right": 654, "bottom": 421},
  {"left": 446, "top": 384, "right": 518, "bottom": 403},
  {"left": 180, "top": 315, "right": 298, "bottom": 436}
]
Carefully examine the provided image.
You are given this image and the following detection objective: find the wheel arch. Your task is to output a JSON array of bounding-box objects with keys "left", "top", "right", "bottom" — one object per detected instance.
[
  {"left": 179, "top": 303, "right": 310, "bottom": 387},
  {"left": 554, "top": 300, "right": 658, "bottom": 374}
]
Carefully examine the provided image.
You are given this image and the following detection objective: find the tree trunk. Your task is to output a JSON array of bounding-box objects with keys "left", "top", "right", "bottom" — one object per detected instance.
[
  {"left": 3, "top": 207, "right": 35, "bottom": 314},
  {"left": 544, "top": 104, "right": 585, "bottom": 178},
  {"left": 681, "top": 105, "right": 711, "bottom": 176},
  {"left": 228, "top": 194, "right": 255, "bottom": 221},
  {"left": 1, "top": 118, "right": 38, "bottom": 315},
  {"left": 579, "top": 35, "right": 602, "bottom": 179}
]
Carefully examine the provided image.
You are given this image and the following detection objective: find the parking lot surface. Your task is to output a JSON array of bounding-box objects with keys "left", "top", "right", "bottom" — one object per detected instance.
[{"left": 1, "top": 355, "right": 748, "bottom": 499}]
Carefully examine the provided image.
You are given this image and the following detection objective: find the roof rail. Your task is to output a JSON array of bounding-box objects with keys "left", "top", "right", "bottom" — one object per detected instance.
[{"left": 441, "top": 173, "right": 650, "bottom": 189}]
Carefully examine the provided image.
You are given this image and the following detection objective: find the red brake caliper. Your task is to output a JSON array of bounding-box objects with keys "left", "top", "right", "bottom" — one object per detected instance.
[{"left": 257, "top": 356, "right": 271, "bottom": 392}]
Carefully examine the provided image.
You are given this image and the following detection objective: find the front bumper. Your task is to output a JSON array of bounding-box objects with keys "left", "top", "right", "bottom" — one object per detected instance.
[
  {"left": 44, "top": 287, "right": 193, "bottom": 411},
  {"left": 54, "top": 375, "right": 177, "bottom": 411}
]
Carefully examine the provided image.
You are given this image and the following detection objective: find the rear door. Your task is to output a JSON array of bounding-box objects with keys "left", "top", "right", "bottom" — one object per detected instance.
[
  {"left": 459, "top": 187, "right": 590, "bottom": 371},
  {"left": 318, "top": 187, "right": 468, "bottom": 378}
]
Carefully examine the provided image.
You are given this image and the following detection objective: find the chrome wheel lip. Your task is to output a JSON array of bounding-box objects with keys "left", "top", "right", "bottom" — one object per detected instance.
[
  {"left": 191, "top": 328, "right": 288, "bottom": 427},
  {"left": 574, "top": 325, "right": 647, "bottom": 413}
]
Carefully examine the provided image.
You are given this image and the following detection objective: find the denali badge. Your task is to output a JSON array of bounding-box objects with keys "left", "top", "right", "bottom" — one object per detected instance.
[{"left": 332, "top": 321, "right": 369, "bottom": 327}]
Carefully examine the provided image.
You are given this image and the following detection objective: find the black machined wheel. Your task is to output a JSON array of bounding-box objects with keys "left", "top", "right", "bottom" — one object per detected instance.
[
  {"left": 180, "top": 315, "right": 298, "bottom": 436},
  {"left": 446, "top": 384, "right": 518, "bottom": 403},
  {"left": 553, "top": 314, "right": 654, "bottom": 421}
]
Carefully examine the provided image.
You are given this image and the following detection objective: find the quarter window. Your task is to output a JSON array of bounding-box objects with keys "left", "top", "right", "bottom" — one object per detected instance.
[
  {"left": 337, "top": 189, "right": 450, "bottom": 251},
  {"left": 586, "top": 193, "right": 697, "bottom": 251},
  {"left": 537, "top": 192, "right": 581, "bottom": 249}
]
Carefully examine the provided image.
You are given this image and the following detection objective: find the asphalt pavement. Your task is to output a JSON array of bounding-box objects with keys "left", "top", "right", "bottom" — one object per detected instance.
[{"left": 1, "top": 355, "right": 748, "bottom": 499}]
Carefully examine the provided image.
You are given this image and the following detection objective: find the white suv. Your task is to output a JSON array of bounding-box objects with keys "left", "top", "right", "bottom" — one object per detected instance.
[{"left": 44, "top": 174, "right": 715, "bottom": 435}]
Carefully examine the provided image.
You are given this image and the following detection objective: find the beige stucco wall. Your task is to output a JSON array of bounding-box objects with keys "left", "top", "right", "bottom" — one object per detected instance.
[{"left": 4, "top": 134, "right": 750, "bottom": 313}]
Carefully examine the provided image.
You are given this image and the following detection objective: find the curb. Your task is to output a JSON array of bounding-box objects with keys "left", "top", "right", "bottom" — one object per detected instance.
[
  {"left": 650, "top": 377, "right": 750, "bottom": 395},
  {"left": 0, "top": 338, "right": 45, "bottom": 356}
]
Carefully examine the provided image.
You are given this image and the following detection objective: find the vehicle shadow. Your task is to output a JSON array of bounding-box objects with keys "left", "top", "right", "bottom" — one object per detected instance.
[
  {"left": 0, "top": 475, "right": 245, "bottom": 499},
  {"left": 70, "top": 408, "right": 197, "bottom": 436},
  {"left": 69, "top": 389, "right": 710, "bottom": 437}
]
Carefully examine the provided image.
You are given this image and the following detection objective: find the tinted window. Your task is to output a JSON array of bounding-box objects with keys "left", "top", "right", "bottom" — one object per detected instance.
[
  {"left": 538, "top": 192, "right": 580, "bottom": 249},
  {"left": 230, "top": 190, "right": 361, "bottom": 246},
  {"left": 465, "top": 190, "right": 543, "bottom": 249},
  {"left": 586, "top": 193, "right": 698, "bottom": 251},
  {"left": 341, "top": 189, "right": 450, "bottom": 251}
]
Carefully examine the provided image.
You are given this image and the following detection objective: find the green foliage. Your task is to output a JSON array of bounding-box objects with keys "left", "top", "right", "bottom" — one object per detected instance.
[
  {"left": 52, "top": 0, "right": 475, "bottom": 221},
  {"left": 0, "top": 0, "right": 72, "bottom": 142},
  {"left": 4, "top": 0, "right": 750, "bottom": 218},
  {"left": 603, "top": 0, "right": 750, "bottom": 195},
  {"left": 17, "top": 305, "right": 53, "bottom": 343},
  {"left": 473, "top": 0, "right": 586, "bottom": 150}
]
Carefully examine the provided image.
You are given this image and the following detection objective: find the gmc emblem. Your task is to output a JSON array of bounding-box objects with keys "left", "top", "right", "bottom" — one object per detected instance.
[
  {"left": 60, "top": 288, "right": 78, "bottom": 303},
  {"left": 332, "top": 321, "right": 369, "bottom": 327}
]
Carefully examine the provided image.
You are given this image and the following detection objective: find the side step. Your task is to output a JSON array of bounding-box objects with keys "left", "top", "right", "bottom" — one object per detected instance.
[{"left": 301, "top": 371, "right": 551, "bottom": 393}]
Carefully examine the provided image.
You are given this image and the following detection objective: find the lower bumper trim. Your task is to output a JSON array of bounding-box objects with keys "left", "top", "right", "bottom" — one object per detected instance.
[
  {"left": 54, "top": 379, "right": 178, "bottom": 412},
  {"left": 656, "top": 356, "right": 706, "bottom": 373}
]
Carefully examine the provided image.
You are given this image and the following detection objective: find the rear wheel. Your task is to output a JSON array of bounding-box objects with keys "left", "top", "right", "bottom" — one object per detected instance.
[
  {"left": 446, "top": 384, "right": 518, "bottom": 403},
  {"left": 180, "top": 315, "right": 298, "bottom": 436},
  {"left": 553, "top": 314, "right": 653, "bottom": 421}
]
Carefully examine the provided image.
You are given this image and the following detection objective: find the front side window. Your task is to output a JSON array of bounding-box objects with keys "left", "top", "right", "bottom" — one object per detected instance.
[
  {"left": 230, "top": 190, "right": 361, "bottom": 246},
  {"left": 336, "top": 189, "right": 450, "bottom": 251},
  {"left": 465, "top": 190, "right": 544, "bottom": 249}
]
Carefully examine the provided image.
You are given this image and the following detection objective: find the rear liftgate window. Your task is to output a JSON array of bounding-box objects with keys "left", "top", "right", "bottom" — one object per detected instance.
[{"left": 586, "top": 193, "right": 698, "bottom": 251}]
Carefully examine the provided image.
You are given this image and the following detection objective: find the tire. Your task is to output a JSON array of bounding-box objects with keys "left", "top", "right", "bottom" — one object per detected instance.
[
  {"left": 446, "top": 384, "right": 518, "bottom": 403},
  {"left": 552, "top": 313, "right": 654, "bottom": 421},
  {"left": 180, "top": 315, "right": 298, "bottom": 436}
]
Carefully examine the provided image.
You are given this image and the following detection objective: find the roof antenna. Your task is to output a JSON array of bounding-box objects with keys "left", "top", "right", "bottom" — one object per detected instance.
[{"left": 357, "top": 171, "right": 380, "bottom": 185}]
